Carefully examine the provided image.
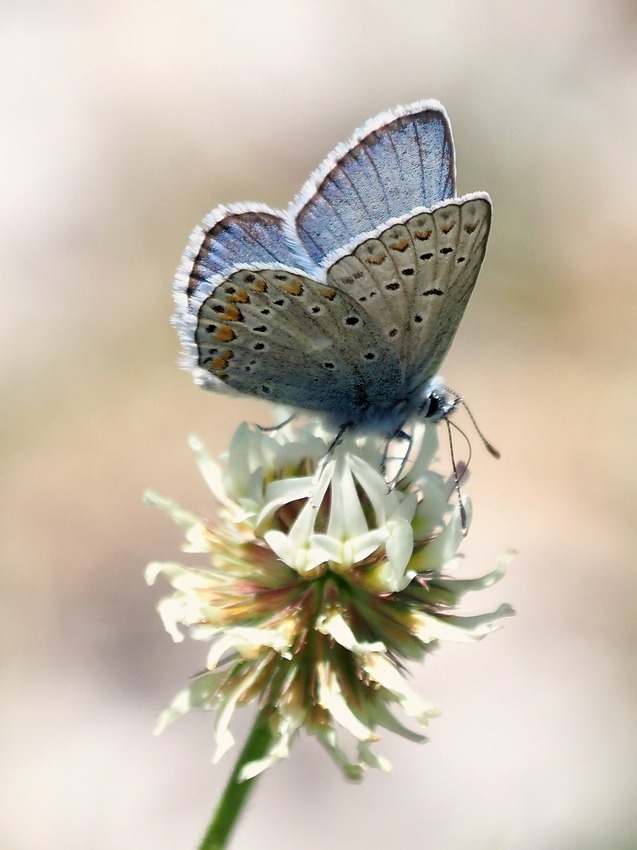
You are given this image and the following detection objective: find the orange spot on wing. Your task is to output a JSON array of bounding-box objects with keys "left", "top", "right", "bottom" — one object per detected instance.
[
  {"left": 281, "top": 278, "right": 304, "bottom": 296},
  {"left": 365, "top": 253, "right": 387, "bottom": 266},
  {"left": 215, "top": 325, "right": 236, "bottom": 342},
  {"left": 318, "top": 286, "right": 337, "bottom": 300},
  {"left": 220, "top": 304, "right": 242, "bottom": 321},
  {"left": 388, "top": 238, "right": 410, "bottom": 252},
  {"left": 211, "top": 347, "right": 234, "bottom": 373},
  {"left": 414, "top": 229, "right": 432, "bottom": 240},
  {"left": 228, "top": 288, "right": 250, "bottom": 303}
]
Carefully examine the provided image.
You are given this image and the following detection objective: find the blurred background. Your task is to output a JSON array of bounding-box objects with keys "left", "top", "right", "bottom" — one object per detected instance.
[{"left": 2, "top": 1, "right": 636, "bottom": 848}]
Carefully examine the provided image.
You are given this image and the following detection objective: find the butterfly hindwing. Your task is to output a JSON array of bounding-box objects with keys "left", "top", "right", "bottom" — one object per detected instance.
[
  {"left": 194, "top": 268, "right": 403, "bottom": 421},
  {"left": 180, "top": 205, "right": 311, "bottom": 304}
]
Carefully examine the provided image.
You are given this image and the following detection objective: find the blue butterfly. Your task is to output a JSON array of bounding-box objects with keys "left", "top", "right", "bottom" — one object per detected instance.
[{"left": 173, "top": 100, "right": 492, "bottom": 441}]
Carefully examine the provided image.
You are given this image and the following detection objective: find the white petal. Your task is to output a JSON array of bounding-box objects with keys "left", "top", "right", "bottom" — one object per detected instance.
[
  {"left": 143, "top": 492, "right": 209, "bottom": 547},
  {"left": 316, "top": 727, "right": 365, "bottom": 781},
  {"left": 310, "top": 528, "right": 388, "bottom": 567},
  {"left": 263, "top": 492, "right": 334, "bottom": 573},
  {"left": 347, "top": 452, "right": 394, "bottom": 525},
  {"left": 317, "top": 662, "right": 373, "bottom": 741},
  {"left": 257, "top": 476, "right": 313, "bottom": 526},
  {"left": 239, "top": 711, "right": 303, "bottom": 780},
  {"left": 363, "top": 654, "right": 439, "bottom": 725},
  {"left": 385, "top": 515, "right": 415, "bottom": 582},
  {"left": 264, "top": 528, "right": 329, "bottom": 574},
  {"left": 435, "top": 550, "right": 515, "bottom": 596},
  {"left": 188, "top": 434, "right": 231, "bottom": 505},
  {"left": 409, "top": 603, "right": 514, "bottom": 643},
  {"left": 357, "top": 740, "right": 393, "bottom": 773},
  {"left": 154, "top": 673, "right": 222, "bottom": 734},
  {"left": 326, "top": 450, "right": 369, "bottom": 540},
  {"left": 372, "top": 700, "right": 428, "bottom": 743},
  {"left": 211, "top": 667, "right": 263, "bottom": 763},
  {"left": 401, "top": 422, "right": 439, "bottom": 487},
  {"left": 316, "top": 610, "right": 386, "bottom": 653}
]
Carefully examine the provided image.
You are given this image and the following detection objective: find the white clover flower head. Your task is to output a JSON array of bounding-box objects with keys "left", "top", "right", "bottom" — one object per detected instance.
[{"left": 145, "top": 417, "right": 512, "bottom": 780}]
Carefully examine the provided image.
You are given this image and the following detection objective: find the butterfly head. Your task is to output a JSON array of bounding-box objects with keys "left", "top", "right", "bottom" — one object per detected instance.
[{"left": 418, "top": 377, "right": 459, "bottom": 423}]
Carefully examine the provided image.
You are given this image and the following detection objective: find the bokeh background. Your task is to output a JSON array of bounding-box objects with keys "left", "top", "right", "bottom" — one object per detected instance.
[{"left": 2, "top": 1, "right": 636, "bottom": 848}]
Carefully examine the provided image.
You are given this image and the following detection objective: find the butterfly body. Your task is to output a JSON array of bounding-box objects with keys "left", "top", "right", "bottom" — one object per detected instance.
[{"left": 174, "top": 101, "right": 492, "bottom": 437}]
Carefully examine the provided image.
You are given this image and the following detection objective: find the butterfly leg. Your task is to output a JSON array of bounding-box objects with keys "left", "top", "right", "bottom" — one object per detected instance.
[
  {"left": 309, "top": 422, "right": 352, "bottom": 507},
  {"left": 382, "top": 429, "right": 413, "bottom": 491},
  {"left": 257, "top": 413, "right": 297, "bottom": 433}
]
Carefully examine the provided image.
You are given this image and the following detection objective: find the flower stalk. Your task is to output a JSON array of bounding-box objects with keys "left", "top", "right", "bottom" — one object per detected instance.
[{"left": 197, "top": 710, "right": 274, "bottom": 850}]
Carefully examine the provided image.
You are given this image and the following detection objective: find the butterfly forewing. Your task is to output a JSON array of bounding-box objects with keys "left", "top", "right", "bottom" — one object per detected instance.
[
  {"left": 194, "top": 268, "right": 402, "bottom": 421},
  {"left": 326, "top": 193, "right": 492, "bottom": 391},
  {"left": 405, "top": 195, "right": 491, "bottom": 387},
  {"left": 326, "top": 221, "right": 423, "bottom": 349},
  {"left": 293, "top": 102, "right": 455, "bottom": 266}
]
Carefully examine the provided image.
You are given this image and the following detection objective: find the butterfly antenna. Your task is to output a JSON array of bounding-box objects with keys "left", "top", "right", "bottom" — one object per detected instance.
[
  {"left": 448, "top": 418, "right": 473, "bottom": 476},
  {"left": 444, "top": 415, "right": 468, "bottom": 536},
  {"left": 445, "top": 386, "right": 501, "bottom": 459}
]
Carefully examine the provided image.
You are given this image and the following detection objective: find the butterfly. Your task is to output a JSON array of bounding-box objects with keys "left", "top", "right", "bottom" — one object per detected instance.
[{"left": 173, "top": 100, "right": 492, "bottom": 442}]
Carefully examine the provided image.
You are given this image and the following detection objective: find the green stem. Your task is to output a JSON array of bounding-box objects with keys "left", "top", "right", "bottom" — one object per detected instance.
[{"left": 197, "top": 711, "right": 273, "bottom": 850}]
